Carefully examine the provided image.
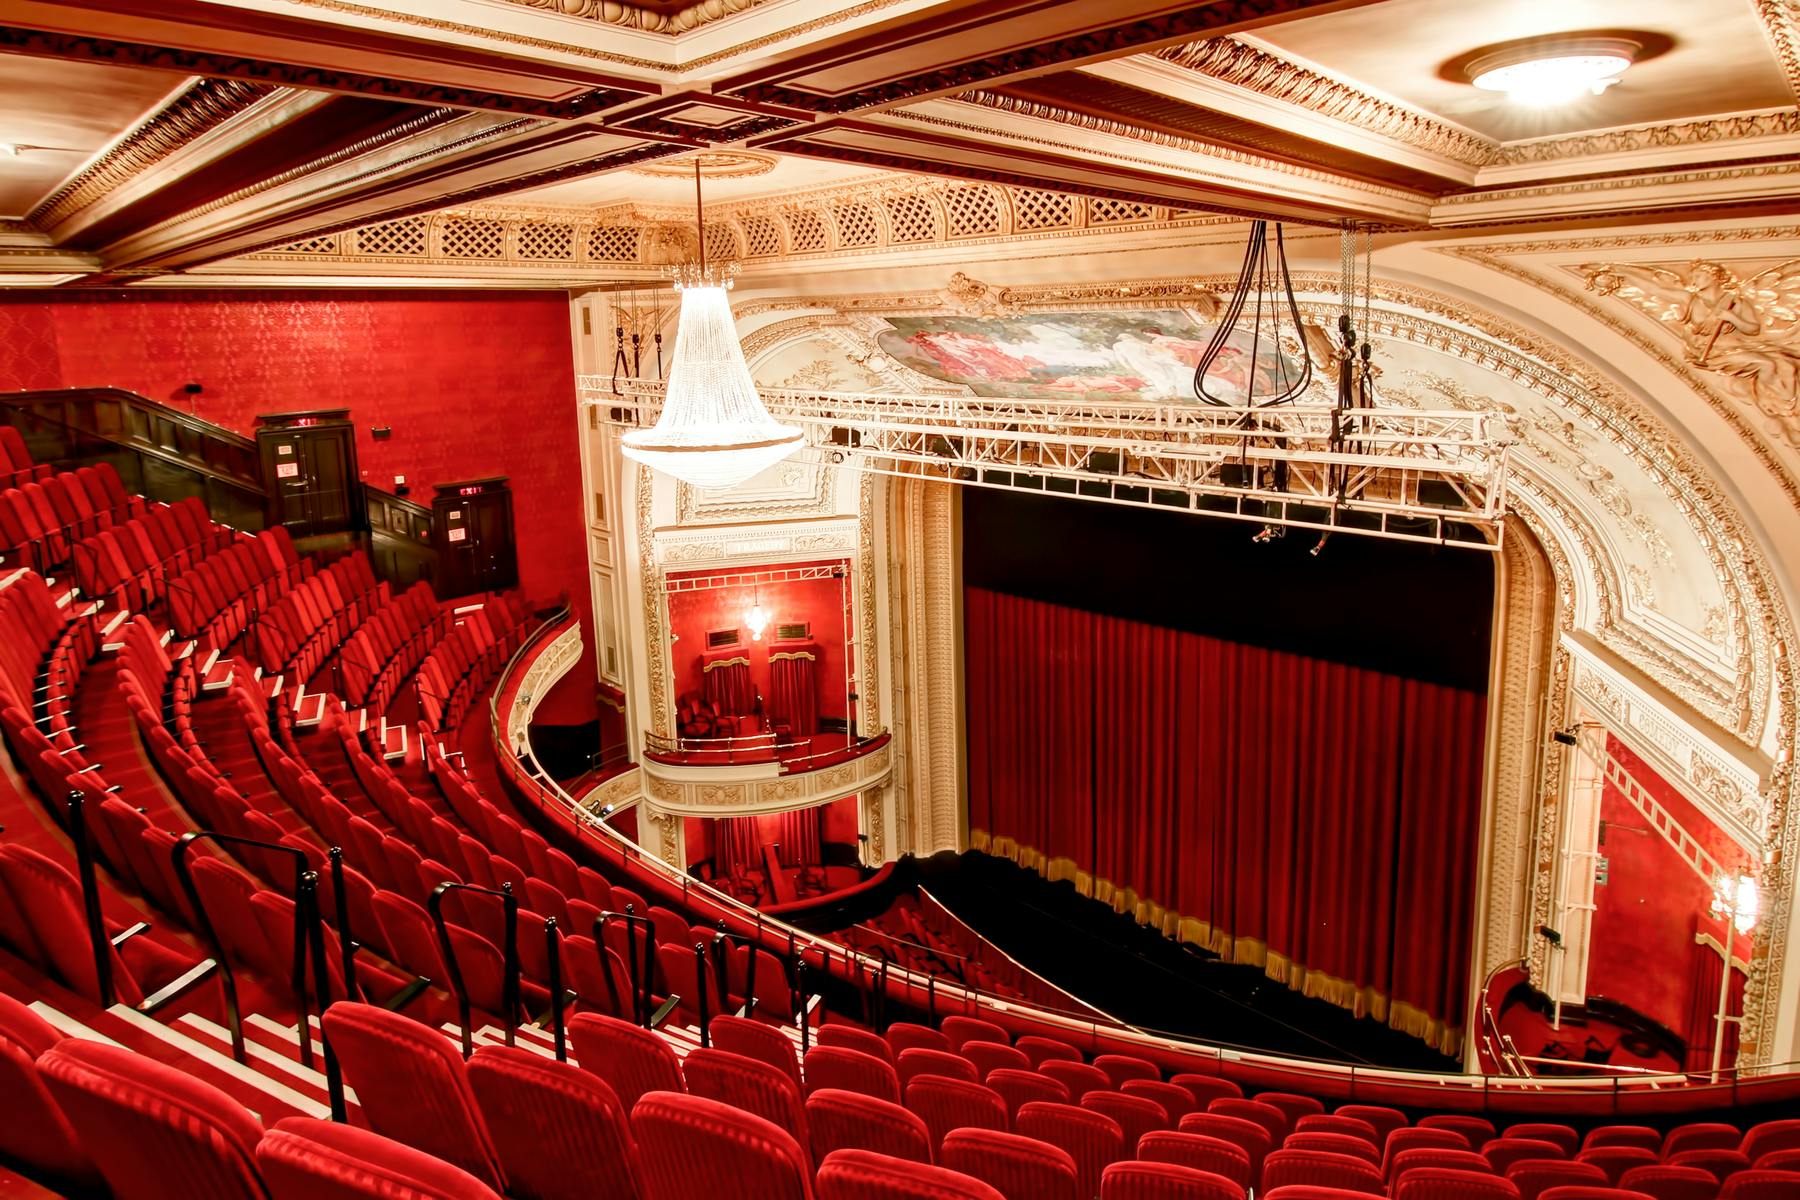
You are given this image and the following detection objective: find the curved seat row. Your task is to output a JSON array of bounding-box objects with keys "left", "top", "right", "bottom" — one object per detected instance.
[
  {"left": 337, "top": 580, "right": 447, "bottom": 709},
  {"left": 0, "top": 425, "right": 51, "bottom": 489},
  {"left": 416, "top": 593, "right": 534, "bottom": 733},
  {"left": 166, "top": 524, "right": 309, "bottom": 650},
  {"left": 251, "top": 550, "right": 385, "bottom": 680},
  {"left": 0, "top": 462, "right": 142, "bottom": 572},
  {"left": 72, "top": 496, "right": 237, "bottom": 612}
]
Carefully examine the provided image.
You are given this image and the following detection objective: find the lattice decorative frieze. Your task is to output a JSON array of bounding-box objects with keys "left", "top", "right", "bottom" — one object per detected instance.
[
  {"left": 1013, "top": 189, "right": 1076, "bottom": 231},
  {"left": 944, "top": 185, "right": 1003, "bottom": 237},
  {"left": 832, "top": 203, "right": 879, "bottom": 247},
  {"left": 355, "top": 217, "right": 428, "bottom": 256},
  {"left": 787, "top": 208, "right": 828, "bottom": 252},
  {"left": 515, "top": 221, "right": 575, "bottom": 260},
  {"left": 588, "top": 225, "right": 640, "bottom": 263},
  {"left": 888, "top": 193, "right": 938, "bottom": 243},
  {"left": 743, "top": 214, "right": 782, "bottom": 257},
  {"left": 279, "top": 234, "right": 341, "bottom": 255},
  {"left": 440, "top": 216, "right": 506, "bottom": 258},
  {"left": 703, "top": 221, "right": 739, "bottom": 262},
  {"left": 1088, "top": 197, "right": 1159, "bottom": 224}
]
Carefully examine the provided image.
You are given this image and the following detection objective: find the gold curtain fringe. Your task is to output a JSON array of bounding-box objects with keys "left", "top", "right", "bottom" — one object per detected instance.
[{"left": 969, "top": 829, "right": 1465, "bottom": 1058}]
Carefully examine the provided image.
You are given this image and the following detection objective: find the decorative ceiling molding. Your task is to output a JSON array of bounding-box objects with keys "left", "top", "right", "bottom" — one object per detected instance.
[
  {"left": 1489, "top": 108, "right": 1800, "bottom": 168},
  {"left": 27, "top": 77, "right": 274, "bottom": 229},
  {"left": 1153, "top": 37, "right": 1494, "bottom": 167},
  {"left": 494, "top": 0, "right": 776, "bottom": 34},
  {"left": 1754, "top": 0, "right": 1800, "bottom": 102}
]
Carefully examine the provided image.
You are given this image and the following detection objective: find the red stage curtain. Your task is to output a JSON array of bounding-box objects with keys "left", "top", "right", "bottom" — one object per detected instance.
[
  {"left": 769, "top": 640, "right": 820, "bottom": 734},
  {"left": 964, "top": 587, "right": 1487, "bottom": 1054},
  {"left": 716, "top": 817, "right": 762, "bottom": 880},
  {"left": 775, "top": 807, "right": 822, "bottom": 866},
  {"left": 702, "top": 646, "right": 756, "bottom": 715},
  {"left": 1684, "top": 927, "right": 1744, "bottom": 1074}
]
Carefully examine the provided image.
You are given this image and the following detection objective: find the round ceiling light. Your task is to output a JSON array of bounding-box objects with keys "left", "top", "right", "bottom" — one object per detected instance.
[{"left": 1467, "top": 36, "right": 1638, "bottom": 107}]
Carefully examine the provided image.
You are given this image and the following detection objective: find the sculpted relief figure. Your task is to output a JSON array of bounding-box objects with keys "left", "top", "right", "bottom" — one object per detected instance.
[{"left": 1582, "top": 259, "right": 1800, "bottom": 443}]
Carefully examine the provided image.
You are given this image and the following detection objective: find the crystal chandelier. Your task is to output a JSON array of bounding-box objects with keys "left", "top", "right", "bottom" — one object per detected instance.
[{"left": 621, "top": 161, "right": 803, "bottom": 490}]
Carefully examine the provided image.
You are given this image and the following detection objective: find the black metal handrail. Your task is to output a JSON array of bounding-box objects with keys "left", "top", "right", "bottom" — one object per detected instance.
[
  {"left": 596, "top": 907, "right": 659, "bottom": 1028},
  {"left": 693, "top": 941, "right": 711, "bottom": 1047},
  {"left": 428, "top": 880, "right": 520, "bottom": 1059},
  {"left": 64, "top": 790, "right": 114, "bottom": 1008},
  {"left": 543, "top": 916, "right": 567, "bottom": 1061},
  {"left": 169, "top": 829, "right": 347, "bottom": 1121}
]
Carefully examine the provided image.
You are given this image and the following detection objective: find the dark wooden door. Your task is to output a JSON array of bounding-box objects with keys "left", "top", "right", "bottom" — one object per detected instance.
[
  {"left": 256, "top": 411, "right": 361, "bottom": 537},
  {"left": 432, "top": 478, "right": 518, "bottom": 598}
]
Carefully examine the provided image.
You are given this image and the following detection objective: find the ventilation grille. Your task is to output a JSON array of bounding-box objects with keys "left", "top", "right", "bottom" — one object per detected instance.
[
  {"left": 706, "top": 628, "right": 741, "bottom": 649},
  {"left": 279, "top": 234, "right": 341, "bottom": 255},
  {"left": 886, "top": 194, "right": 937, "bottom": 243},
  {"left": 516, "top": 222, "right": 574, "bottom": 261},
  {"left": 831, "top": 203, "right": 877, "bottom": 248},
  {"left": 1013, "top": 189, "right": 1074, "bottom": 231},
  {"left": 587, "top": 226, "right": 640, "bottom": 263},
  {"left": 743, "top": 215, "right": 782, "bottom": 258},
  {"left": 944, "top": 186, "right": 1002, "bottom": 237},
  {"left": 1087, "top": 197, "right": 1158, "bottom": 225},
  {"left": 776, "top": 621, "right": 811, "bottom": 641},
  {"left": 704, "top": 221, "right": 738, "bottom": 262},
  {"left": 787, "top": 209, "right": 826, "bottom": 252}
]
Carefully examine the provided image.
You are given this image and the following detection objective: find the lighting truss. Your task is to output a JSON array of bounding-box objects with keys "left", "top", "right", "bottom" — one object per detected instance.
[{"left": 583, "top": 378, "right": 1510, "bottom": 550}]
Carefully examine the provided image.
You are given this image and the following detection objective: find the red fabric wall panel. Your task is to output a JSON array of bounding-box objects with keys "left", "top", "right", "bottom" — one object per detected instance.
[
  {"left": 0, "top": 290, "right": 582, "bottom": 607},
  {"left": 964, "top": 586, "right": 1486, "bottom": 1047},
  {"left": 1587, "top": 735, "right": 1754, "bottom": 1051}
]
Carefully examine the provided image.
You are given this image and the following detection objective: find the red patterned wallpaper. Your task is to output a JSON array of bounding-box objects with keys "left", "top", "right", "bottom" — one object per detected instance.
[{"left": 0, "top": 289, "right": 584, "bottom": 613}]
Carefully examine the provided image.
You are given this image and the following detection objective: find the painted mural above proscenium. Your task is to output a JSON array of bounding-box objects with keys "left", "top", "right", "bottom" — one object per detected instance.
[{"left": 874, "top": 309, "right": 1303, "bottom": 404}]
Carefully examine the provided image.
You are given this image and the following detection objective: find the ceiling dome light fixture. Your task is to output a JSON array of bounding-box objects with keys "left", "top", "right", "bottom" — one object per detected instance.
[
  {"left": 620, "top": 161, "right": 804, "bottom": 490},
  {"left": 1467, "top": 36, "right": 1638, "bottom": 107}
]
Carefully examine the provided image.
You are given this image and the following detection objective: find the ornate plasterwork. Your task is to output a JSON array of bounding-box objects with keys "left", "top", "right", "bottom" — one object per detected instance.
[
  {"left": 1490, "top": 108, "right": 1800, "bottom": 167},
  {"left": 29, "top": 77, "right": 274, "bottom": 229},
  {"left": 886, "top": 477, "right": 963, "bottom": 854},
  {"left": 630, "top": 150, "right": 777, "bottom": 178},
  {"left": 1155, "top": 37, "right": 1494, "bottom": 167},
  {"left": 1755, "top": 0, "right": 1800, "bottom": 101},
  {"left": 506, "top": 619, "right": 584, "bottom": 749},
  {"left": 1580, "top": 258, "right": 1800, "bottom": 446},
  {"left": 496, "top": 0, "right": 775, "bottom": 33},
  {"left": 637, "top": 740, "right": 892, "bottom": 815}
]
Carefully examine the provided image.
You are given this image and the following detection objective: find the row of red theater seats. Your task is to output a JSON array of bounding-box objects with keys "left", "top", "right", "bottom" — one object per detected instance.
[
  {"left": 0, "top": 425, "right": 51, "bottom": 489},
  {"left": 251, "top": 551, "right": 386, "bottom": 679},
  {"left": 845, "top": 905, "right": 1026, "bottom": 1001},
  {"left": 337, "top": 579, "right": 447, "bottom": 709},
  {"left": 72, "top": 497, "right": 238, "bottom": 612},
  {"left": 417, "top": 594, "right": 535, "bottom": 734},
  {"left": 0, "top": 463, "right": 143, "bottom": 572},
  {"left": 166, "top": 524, "right": 309, "bottom": 649}
]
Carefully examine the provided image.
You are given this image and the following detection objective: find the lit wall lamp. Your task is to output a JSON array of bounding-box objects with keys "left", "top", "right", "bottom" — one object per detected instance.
[{"left": 745, "top": 584, "right": 770, "bottom": 642}]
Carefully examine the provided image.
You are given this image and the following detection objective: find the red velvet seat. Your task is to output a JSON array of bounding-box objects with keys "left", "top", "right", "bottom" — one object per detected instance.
[
  {"left": 1289, "top": 1131, "right": 1382, "bottom": 1165},
  {"left": 1617, "top": 1164, "right": 1725, "bottom": 1200},
  {"left": 1717, "top": 1171, "right": 1800, "bottom": 1200},
  {"left": 1419, "top": 1117, "right": 1496, "bottom": 1151},
  {"left": 1298, "top": 1114, "right": 1381, "bottom": 1144},
  {"left": 1171, "top": 1074, "right": 1243, "bottom": 1108},
  {"left": 257, "top": 1117, "right": 501, "bottom": 1200},
  {"left": 1125, "top": 1078, "right": 1199, "bottom": 1121},
  {"left": 1738, "top": 1123, "right": 1800, "bottom": 1163},
  {"left": 898, "top": 1046, "right": 980, "bottom": 1088},
  {"left": 815, "top": 1148, "right": 1003, "bottom": 1200},
  {"left": 1018, "top": 1100, "right": 1127, "bottom": 1200},
  {"left": 940, "top": 1016, "right": 1009, "bottom": 1052},
  {"left": 986, "top": 1067, "right": 1070, "bottom": 1118},
  {"left": 1259, "top": 1091, "right": 1326, "bottom": 1125},
  {"left": 964, "top": 1040, "right": 1030, "bottom": 1078},
  {"left": 37, "top": 1038, "right": 269, "bottom": 1200},
  {"left": 713, "top": 1014, "right": 804, "bottom": 1089},
  {"left": 685, "top": 1047, "right": 811, "bottom": 1156},
  {"left": 321, "top": 1003, "right": 506, "bottom": 1192},
  {"left": 1180, "top": 1111, "right": 1274, "bottom": 1185},
  {"left": 1263, "top": 1149, "right": 1385, "bottom": 1196},
  {"left": 1337, "top": 1105, "right": 1407, "bottom": 1144},
  {"left": 0, "top": 994, "right": 101, "bottom": 1190},
  {"left": 1138, "top": 1130, "right": 1253, "bottom": 1188},
  {"left": 1753, "top": 1149, "right": 1800, "bottom": 1173},
  {"left": 886, "top": 1022, "right": 951, "bottom": 1057},
  {"left": 904, "top": 1075, "right": 1007, "bottom": 1153},
  {"left": 1584, "top": 1128, "right": 1663, "bottom": 1154},
  {"left": 808, "top": 1089, "right": 934, "bottom": 1165},
  {"left": 1509, "top": 1159, "right": 1610, "bottom": 1200},
  {"left": 1265, "top": 1190, "right": 1392, "bottom": 1200},
  {"left": 465, "top": 1045, "right": 639, "bottom": 1200},
  {"left": 1393, "top": 1169, "right": 1523, "bottom": 1200},
  {"left": 1017, "top": 1035, "right": 1084, "bottom": 1067},
  {"left": 569, "top": 1012, "right": 684, "bottom": 1114},
  {"left": 1391, "top": 1149, "right": 1498, "bottom": 1187},
  {"left": 1042, "top": 1058, "right": 1112, "bottom": 1101},
  {"left": 1662, "top": 1125, "right": 1741, "bottom": 1159},
  {"left": 942, "top": 1127, "right": 1081, "bottom": 1200},
  {"left": 632, "top": 1091, "right": 813, "bottom": 1200},
  {"left": 807, "top": 1045, "right": 904, "bottom": 1103},
  {"left": 1487, "top": 1141, "right": 1571, "bottom": 1174},
  {"left": 1664, "top": 1150, "right": 1751, "bottom": 1183},
  {"left": 1094, "top": 1053, "right": 1160, "bottom": 1087},
  {"left": 1391, "top": 1129, "right": 1478, "bottom": 1170},
  {"left": 1578, "top": 1148, "right": 1664, "bottom": 1185},
  {"left": 1507, "top": 1127, "right": 1579, "bottom": 1157},
  {"left": 1211, "top": 1096, "right": 1290, "bottom": 1143},
  {"left": 1084, "top": 1088, "right": 1171, "bottom": 1151},
  {"left": 818, "top": 1024, "right": 897, "bottom": 1063},
  {"left": 1101, "top": 1160, "right": 1243, "bottom": 1200},
  {"left": 1536, "top": 1189, "right": 1656, "bottom": 1200}
]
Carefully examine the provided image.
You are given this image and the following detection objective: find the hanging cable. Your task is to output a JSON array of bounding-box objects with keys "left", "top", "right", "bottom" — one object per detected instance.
[{"left": 1193, "top": 221, "right": 1312, "bottom": 408}]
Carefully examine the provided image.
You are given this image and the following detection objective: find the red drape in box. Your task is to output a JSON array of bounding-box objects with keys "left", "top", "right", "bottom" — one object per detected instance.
[
  {"left": 716, "top": 817, "right": 762, "bottom": 880},
  {"left": 964, "top": 587, "right": 1487, "bottom": 1054},
  {"left": 702, "top": 646, "right": 756, "bottom": 715},
  {"left": 775, "top": 807, "right": 822, "bottom": 866},
  {"left": 768, "top": 641, "right": 820, "bottom": 735}
]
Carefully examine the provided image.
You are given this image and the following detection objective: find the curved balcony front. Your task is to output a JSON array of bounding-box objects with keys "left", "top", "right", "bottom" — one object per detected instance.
[{"left": 638, "top": 728, "right": 892, "bottom": 816}]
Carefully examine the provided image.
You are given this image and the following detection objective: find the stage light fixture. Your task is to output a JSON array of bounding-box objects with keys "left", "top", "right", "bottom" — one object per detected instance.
[
  {"left": 1251, "top": 525, "right": 1283, "bottom": 543},
  {"left": 1550, "top": 727, "right": 1580, "bottom": 747},
  {"left": 1310, "top": 533, "right": 1330, "bottom": 557}
]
